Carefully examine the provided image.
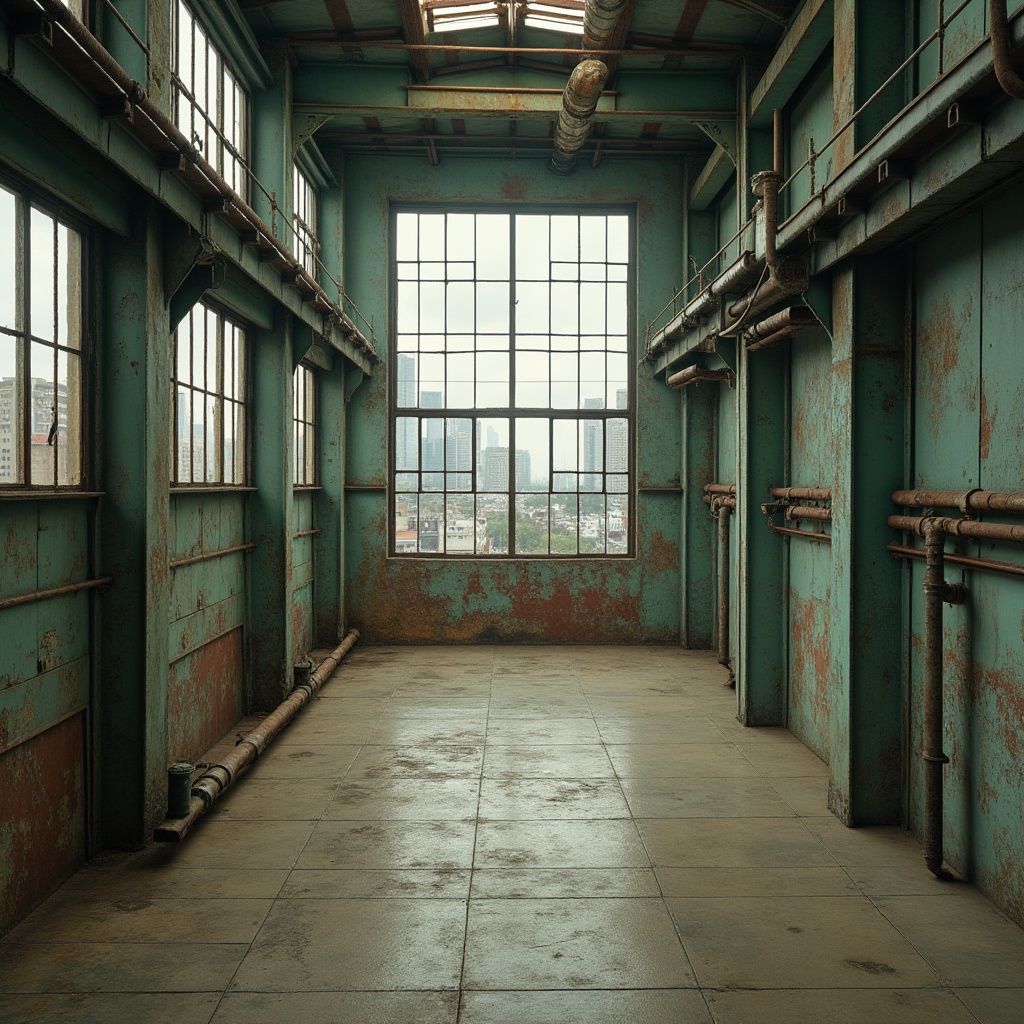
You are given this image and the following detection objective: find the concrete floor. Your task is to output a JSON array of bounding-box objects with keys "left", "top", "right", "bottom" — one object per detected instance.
[{"left": 2, "top": 645, "right": 1023, "bottom": 1023}]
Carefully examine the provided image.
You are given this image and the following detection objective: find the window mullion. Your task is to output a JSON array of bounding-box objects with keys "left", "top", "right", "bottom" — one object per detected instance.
[{"left": 507, "top": 212, "right": 516, "bottom": 558}]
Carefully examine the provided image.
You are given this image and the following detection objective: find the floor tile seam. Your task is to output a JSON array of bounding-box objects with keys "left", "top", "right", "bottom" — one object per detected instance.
[{"left": 848, "top": 892, "right": 957, "bottom": 987}]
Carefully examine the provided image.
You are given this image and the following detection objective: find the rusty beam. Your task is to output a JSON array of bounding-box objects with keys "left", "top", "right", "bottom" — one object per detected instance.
[{"left": 397, "top": 0, "right": 431, "bottom": 83}]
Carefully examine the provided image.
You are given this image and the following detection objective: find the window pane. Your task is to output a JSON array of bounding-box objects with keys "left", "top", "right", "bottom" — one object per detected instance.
[
  {"left": 515, "top": 495, "right": 548, "bottom": 555},
  {"left": 0, "top": 334, "right": 21, "bottom": 483},
  {"left": 515, "top": 215, "right": 548, "bottom": 280},
  {"left": 30, "top": 209, "right": 55, "bottom": 343},
  {"left": 476, "top": 215, "right": 509, "bottom": 279},
  {"left": 515, "top": 417, "right": 548, "bottom": 492},
  {"left": 395, "top": 494, "right": 418, "bottom": 552},
  {"left": 56, "top": 349, "right": 81, "bottom": 485},
  {"left": 0, "top": 188, "right": 18, "bottom": 332},
  {"left": 30, "top": 340, "right": 56, "bottom": 485}
]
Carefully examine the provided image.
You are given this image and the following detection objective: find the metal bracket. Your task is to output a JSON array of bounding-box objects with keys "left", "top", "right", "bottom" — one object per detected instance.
[{"left": 693, "top": 121, "right": 738, "bottom": 165}]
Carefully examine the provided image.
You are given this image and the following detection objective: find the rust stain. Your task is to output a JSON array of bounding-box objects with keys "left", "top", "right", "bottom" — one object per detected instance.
[
  {"left": 980, "top": 386, "right": 996, "bottom": 462},
  {"left": 167, "top": 629, "right": 244, "bottom": 762},
  {"left": 646, "top": 531, "right": 678, "bottom": 575},
  {"left": 499, "top": 174, "right": 529, "bottom": 202},
  {"left": 788, "top": 588, "right": 831, "bottom": 761},
  {"left": 0, "top": 714, "right": 86, "bottom": 936}
]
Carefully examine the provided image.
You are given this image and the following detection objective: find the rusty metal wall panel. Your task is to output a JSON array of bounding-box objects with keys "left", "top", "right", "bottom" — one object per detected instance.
[
  {"left": 0, "top": 713, "right": 86, "bottom": 936},
  {"left": 908, "top": 192, "right": 1024, "bottom": 925},
  {"left": 787, "top": 334, "right": 834, "bottom": 758},
  {"left": 167, "top": 628, "right": 245, "bottom": 763},
  {"left": 0, "top": 659, "right": 88, "bottom": 757},
  {"left": 292, "top": 491, "right": 316, "bottom": 661},
  {"left": 785, "top": 58, "right": 834, "bottom": 219}
]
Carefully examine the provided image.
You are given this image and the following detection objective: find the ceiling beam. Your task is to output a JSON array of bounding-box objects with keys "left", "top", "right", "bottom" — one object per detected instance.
[
  {"left": 674, "top": 0, "right": 712, "bottom": 41},
  {"left": 396, "top": 0, "right": 431, "bottom": 82},
  {"left": 320, "top": 0, "right": 354, "bottom": 33}
]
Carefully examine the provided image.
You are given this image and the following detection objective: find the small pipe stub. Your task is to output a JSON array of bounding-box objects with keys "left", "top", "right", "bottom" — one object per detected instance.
[
  {"left": 294, "top": 657, "right": 313, "bottom": 690},
  {"left": 167, "top": 763, "right": 195, "bottom": 818}
]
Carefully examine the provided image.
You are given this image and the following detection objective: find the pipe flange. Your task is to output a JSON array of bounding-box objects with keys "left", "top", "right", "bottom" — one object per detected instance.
[
  {"left": 958, "top": 488, "right": 982, "bottom": 516},
  {"left": 751, "top": 169, "right": 782, "bottom": 197}
]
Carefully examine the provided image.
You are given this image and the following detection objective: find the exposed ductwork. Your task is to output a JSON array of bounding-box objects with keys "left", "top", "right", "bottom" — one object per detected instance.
[
  {"left": 551, "top": 58, "right": 609, "bottom": 174},
  {"left": 583, "top": 0, "right": 632, "bottom": 50}
]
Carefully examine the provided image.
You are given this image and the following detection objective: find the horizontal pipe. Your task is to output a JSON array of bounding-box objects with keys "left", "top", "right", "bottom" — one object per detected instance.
[
  {"left": 0, "top": 576, "right": 113, "bottom": 611},
  {"left": 786, "top": 505, "right": 832, "bottom": 522},
  {"left": 683, "top": 251, "right": 760, "bottom": 320},
  {"left": 888, "top": 544, "right": 1024, "bottom": 580},
  {"left": 667, "top": 366, "right": 734, "bottom": 389},
  {"left": 888, "top": 515, "right": 1024, "bottom": 544},
  {"left": 169, "top": 543, "right": 257, "bottom": 571},
  {"left": 292, "top": 529, "right": 321, "bottom": 540},
  {"left": 769, "top": 524, "right": 832, "bottom": 543},
  {"left": 155, "top": 629, "right": 360, "bottom": 842},
  {"left": 892, "top": 489, "right": 1024, "bottom": 515},
  {"left": 743, "top": 306, "right": 819, "bottom": 351},
  {"left": 772, "top": 487, "right": 832, "bottom": 502},
  {"left": 704, "top": 483, "right": 737, "bottom": 495}
]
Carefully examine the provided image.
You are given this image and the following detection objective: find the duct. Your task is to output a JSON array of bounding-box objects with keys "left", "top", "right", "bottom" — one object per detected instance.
[
  {"left": 725, "top": 258, "right": 809, "bottom": 333},
  {"left": 154, "top": 630, "right": 360, "bottom": 842},
  {"left": 583, "top": 0, "right": 631, "bottom": 50},
  {"left": 551, "top": 59, "right": 609, "bottom": 174},
  {"left": 21, "top": 0, "right": 376, "bottom": 360},
  {"left": 667, "top": 365, "right": 734, "bottom": 389},
  {"left": 990, "top": 0, "right": 1024, "bottom": 99},
  {"left": 684, "top": 251, "right": 760, "bottom": 320}
]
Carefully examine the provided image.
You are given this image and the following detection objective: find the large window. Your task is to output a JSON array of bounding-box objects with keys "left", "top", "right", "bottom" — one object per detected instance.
[
  {"left": 391, "top": 208, "right": 633, "bottom": 557},
  {"left": 0, "top": 182, "right": 85, "bottom": 489},
  {"left": 171, "top": 0, "right": 249, "bottom": 198},
  {"left": 171, "top": 303, "right": 247, "bottom": 486}
]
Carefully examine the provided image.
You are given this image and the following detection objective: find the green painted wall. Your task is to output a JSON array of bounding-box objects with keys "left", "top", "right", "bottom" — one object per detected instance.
[{"left": 343, "top": 156, "right": 683, "bottom": 644}]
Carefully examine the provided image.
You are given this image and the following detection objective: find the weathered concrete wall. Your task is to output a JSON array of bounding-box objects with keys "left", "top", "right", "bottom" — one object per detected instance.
[
  {"left": 343, "top": 157, "right": 684, "bottom": 644},
  {"left": 910, "top": 190, "right": 1024, "bottom": 925}
]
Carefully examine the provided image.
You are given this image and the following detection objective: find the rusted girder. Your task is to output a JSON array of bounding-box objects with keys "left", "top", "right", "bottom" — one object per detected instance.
[{"left": 551, "top": 59, "right": 610, "bottom": 174}]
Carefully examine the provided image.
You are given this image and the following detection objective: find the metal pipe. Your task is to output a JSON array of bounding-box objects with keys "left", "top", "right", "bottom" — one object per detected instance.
[
  {"left": 888, "top": 515, "right": 1024, "bottom": 544},
  {"left": 683, "top": 251, "right": 760, "bottom": 320},
  {"left": 921, "top": 522, "right": 966, "bottom": 878},
  {"left": 704, "top": 495, "right": 736, "bottom": 511},
  {"left": 769, "top": 524, "right": 832, "bottom": 543},
  {"left": 772, "top": 486, "right": 832, "bottom": 502},
  {"left": 892, "top": 489, "right": 1024, "bottom": 515},
  {"left": 786, "top": 505, "right": 832, "bottom": 522},
  {"left": 725, "top": 260, "right": 809, "bottom": 330},
  {"left": 990, "top": 0, "right": 1024, "bottom": 99},
  {"left": 21, "top": 0, "right": 377, "bottom": 359},
  {"left": 743, "top": 306, "right": 819, "bottom": 351},
  {"left": 154, "top": 629, "right": 360, "bottom": 842},
  {"left": 888, "top": 544, "right": 1024, "bottom": 581},
  {"left": 551, "top": 59, "right": 609, "bottom": 174},
  {"left": 0, "top": 576, "right": 113, "bottom": 611},
  {"left": 704, "top": 483, "right": 737, "bottom": 496},
  {"left": 583, "top": 0, "right": 631, "bottom": 49},
  {"left": 169, "top": 543, "right": 256, "bottom": 571},
  {"left": 667, "top": 366, "right": 734, "bottom": 389},
  {"left": 752, "top": 169, "right": 782, "bottom": 269},
  {"left": 716, "top": 503, "right": 735, "bottom": 687}
]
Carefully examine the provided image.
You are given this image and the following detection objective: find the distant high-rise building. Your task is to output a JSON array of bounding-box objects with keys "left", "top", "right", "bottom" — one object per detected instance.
[
  {"left": 395, "top": 354, "right": 419, "bottom": 476},
  {"left": 420, "top": 391, "right": 444, "bottom": 472},
  {"left": 515, "top": 448, "right": 532, "bottom": 490},
  {"left": 484, "top": 446, "right": 509, "bottom": 490},
  {"left": 446, "top": 418, "right": 473, "bottom": 489},
  {"left": 582, "top": 397, "right": 604, "bottom": 490}
]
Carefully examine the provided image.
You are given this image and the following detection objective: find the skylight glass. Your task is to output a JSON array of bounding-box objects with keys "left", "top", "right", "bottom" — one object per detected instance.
[
  {"left": 419, "top": 1, "right": 585, "bottom": 36},
  {"left": 421, "top": 1, "right": 500, "bottom": 34},
  {"left": 524, "top": 3, "right": 585, "bottom": 34}
]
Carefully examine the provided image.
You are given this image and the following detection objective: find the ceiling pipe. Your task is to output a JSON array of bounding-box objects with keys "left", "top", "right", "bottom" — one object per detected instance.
[
  {"left": 551, "top": 58, "right": 610, "bottom": 174},
  {"left": 990, "top": 0, "right": 1024, "bottom": 99},
  {"left": 583, "top": 0, "right": 632, "bottom": 50},
  {"left": 154, "top": 629, "right": 360, "bottom": 842}
]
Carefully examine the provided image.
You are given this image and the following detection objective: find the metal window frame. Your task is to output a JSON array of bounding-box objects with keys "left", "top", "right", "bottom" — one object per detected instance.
[
  {"left": 170, "top": 0, "right": 252, "bottom": 202},
  {"left": 292, "top": 362, "right": 317, "bottom": 487},
  {"left": 170, "top": 299, "right": 250, "bottom": 488},
  {"left": 292, "top": 164, "right": 319, "bottom": 279},
  {"left": 388, "top": 202, "right": 636, "bottom": 560},
  {"left": 0, "top": 173, "right": 89, "bottom": 492}
]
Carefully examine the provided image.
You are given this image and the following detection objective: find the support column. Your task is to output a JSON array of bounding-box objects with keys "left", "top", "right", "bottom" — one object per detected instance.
[
  {"left": 737, "top": 341, "right": 787, "bottom": 725},
  {"left": 98, "top": 199, "right": 170, "bottom": 847},
  {"left": 314, "top": 360, "right": 347, "bottom": 645},
  {"left": 252, "top": 47, "right": 293, "bottom": 245},
  {"left": 320, "top": 152, "right": 345, "bottom": 299},
  {"left": 680, "top": 384, "right": 716, "bottom": 649},
  {"left": 828, "top": 256, "right": 906, "bottom": 824},
  {"left": 250, "top": 312, "right": 294, "bottom": 709}
]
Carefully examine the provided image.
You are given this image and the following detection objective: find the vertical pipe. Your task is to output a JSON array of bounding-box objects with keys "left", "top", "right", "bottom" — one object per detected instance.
[
  {"left": 717, "top": 504, "right": 735, "bottom": 687},
  {"left": 922, "top": 522, "right": 950, "bottom": 878}
]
